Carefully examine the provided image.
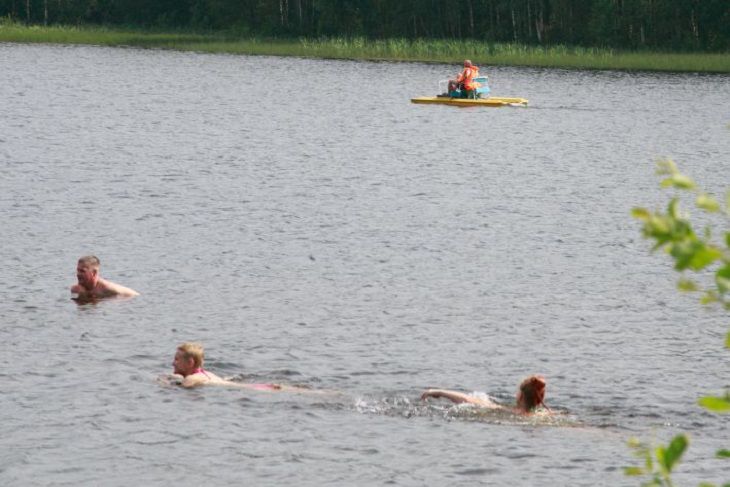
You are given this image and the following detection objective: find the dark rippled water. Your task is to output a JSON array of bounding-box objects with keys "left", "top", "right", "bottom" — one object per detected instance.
[{"left": 1, "top": 43, "right": 729, "bottom": 486}]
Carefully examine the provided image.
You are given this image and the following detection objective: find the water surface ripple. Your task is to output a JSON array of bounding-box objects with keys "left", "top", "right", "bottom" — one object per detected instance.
[{"left": 1, "top": 43, "right": 729, "bottom": 486}]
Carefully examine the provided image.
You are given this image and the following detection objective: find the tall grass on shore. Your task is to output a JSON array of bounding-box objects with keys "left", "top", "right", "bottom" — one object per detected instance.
[{"left": 2, "top": 22, "right": 729, "bottom": 73}]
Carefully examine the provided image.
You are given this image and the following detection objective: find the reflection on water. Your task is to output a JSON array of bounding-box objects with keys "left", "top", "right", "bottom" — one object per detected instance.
[{"left": 1, "top": 43, "right": 729, "bottom": 486}]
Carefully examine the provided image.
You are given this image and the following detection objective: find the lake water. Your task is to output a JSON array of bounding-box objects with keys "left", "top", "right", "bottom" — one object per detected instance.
[{"left": 1, "top": 43, "right": 729, "bottom": 486}]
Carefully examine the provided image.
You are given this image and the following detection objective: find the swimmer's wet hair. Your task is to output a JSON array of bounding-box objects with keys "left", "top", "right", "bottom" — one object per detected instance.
[
  {"left": 78, "top": 255, "right": 101, "bottom": 267},
  {"left": 517, "top": 375, "right": 547, "bottom": 411},
  {"left": 177, "top": 342, "right": 204, "bottom": 368}
]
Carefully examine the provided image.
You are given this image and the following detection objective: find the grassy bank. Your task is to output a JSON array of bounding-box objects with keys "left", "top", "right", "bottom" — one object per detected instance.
[{"left": 2, "top": 23, "right": 729, "bottom": 73}]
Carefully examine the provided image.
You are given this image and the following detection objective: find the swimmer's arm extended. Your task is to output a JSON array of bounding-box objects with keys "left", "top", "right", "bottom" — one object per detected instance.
[
  {"left": 421, "top": 389, "right": 474, "bottom": 404},
  {"left": 421, "top": 389, "right": 499, "bottom": 408}
]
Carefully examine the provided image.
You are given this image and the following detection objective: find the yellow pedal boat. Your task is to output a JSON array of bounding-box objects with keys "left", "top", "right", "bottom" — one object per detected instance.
[
  {"left": 411, "top": 96, "right": 528, "bottom": 107},
  {"left": 412, "top": 76, "right": 528, "bottom": 107}
]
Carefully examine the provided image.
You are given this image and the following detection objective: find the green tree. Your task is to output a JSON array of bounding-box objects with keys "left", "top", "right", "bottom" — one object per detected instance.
[{"left": 1, "top": 0, "right": 729, "bottom": 50}]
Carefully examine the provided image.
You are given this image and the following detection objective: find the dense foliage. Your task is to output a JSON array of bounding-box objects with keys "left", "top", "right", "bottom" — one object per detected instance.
[{"left": 2, "top": 0, "right": 729, "bottom": 51}]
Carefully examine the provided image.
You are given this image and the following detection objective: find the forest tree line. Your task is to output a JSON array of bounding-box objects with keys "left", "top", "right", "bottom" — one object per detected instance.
[{"left": 2, "top": 0, "right": 729, "bottom": 51}]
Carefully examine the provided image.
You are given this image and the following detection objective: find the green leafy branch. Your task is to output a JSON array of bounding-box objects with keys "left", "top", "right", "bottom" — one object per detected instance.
[
  {"left": 625, "top": 434, "right": 689, "bottom": 487},
  {"left": 631, "top": 161, "right": 730, "bottom": 410},
  {"left": 632, "top": 159, "right": 730, "bottom": 322},
  {"left": 626, "top": 159, "right": 730, "bottom": 485}
]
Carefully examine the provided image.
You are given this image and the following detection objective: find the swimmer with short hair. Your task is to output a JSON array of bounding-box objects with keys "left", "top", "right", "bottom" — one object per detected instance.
[
  {"left": 171, "top": 342, "right": 230, "bottom": 388},
  {"left": 71, "top": 255, "right": 139, "bottom": 301},
  {"left": 170, "top": 342, "right": 312, "bottom": 393},
  {"left": 421, "top": 375, "right": 551, "bottom": 415}
]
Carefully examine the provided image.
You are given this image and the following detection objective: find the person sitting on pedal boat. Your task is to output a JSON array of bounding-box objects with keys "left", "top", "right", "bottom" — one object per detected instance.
[{"left": 448, "top": 59, "right": 480, "bottom": 98}]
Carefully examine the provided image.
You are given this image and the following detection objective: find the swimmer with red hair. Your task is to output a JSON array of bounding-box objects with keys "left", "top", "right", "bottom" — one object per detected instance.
[{"left": 421, "top": 375, "right": 551, "bottom": 415}]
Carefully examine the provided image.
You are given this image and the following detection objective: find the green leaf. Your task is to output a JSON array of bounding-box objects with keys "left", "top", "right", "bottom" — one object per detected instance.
[
  {"left": 657, "top": 434, "right": 688, "bottom": 473},
  {"left": 623, "top": 466, "right": 644, "bottom": 476},
  {"left": 677, "top": 277, "right": 698, "bottom": 292},
  {"left": 632, "top": 207, "right": 651, "bottom": 220},
  {"left": 698, "top": 395, "right": 730, "bottom": 413},
  {"left": 725, "top": 231, "right": 730, "bottom": 248},
  {"left": 667, "top": 174, "right": 696, "bottom": 190},
  {"left": 700, "top": 290, "right": 719, "bottom": 305},
  {"left": 717, "top": 449, "right": 730, "bottom": 458},
  {"left": 667, "top": 198, "right": 680, "bottom": 218},
  {"left": 725, "top": 330, "right": 730, "bottom": 349},
  {"left": 675, "top": 174, "right": 696, "bottom": 189},
  {"left": 717, "top": 265, "right": 730, "bottom": 294},
  {"left": 689, "top": 246, "right": 722, "bottom": 270},
  {"left": 671, "top": 240, "right": 717, "bottom": 271},
  {"left": 647, "top": 215, "right": 671, "bottom": 237},
  {"left": 655, "top": 158, "right": 678, "bottom": 176},
  {"left": 670, "top": 240, "right": 698, "bottom": 270},
  {"left": 696, "top": 193, "right": 720, "bottom": 212},
  {"left": 645, "top": 453, "right": 653, "bottom": 472}
]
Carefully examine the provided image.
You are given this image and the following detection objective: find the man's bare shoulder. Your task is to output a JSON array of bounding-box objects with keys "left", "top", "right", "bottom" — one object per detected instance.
[{"left": 98, "top": 279, "right": 140, "bottom": 298}]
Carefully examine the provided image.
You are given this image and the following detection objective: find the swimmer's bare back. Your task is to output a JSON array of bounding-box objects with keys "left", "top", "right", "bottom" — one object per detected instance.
[{"left": 161, "top": 373, "right": 336, "bottom": 395}]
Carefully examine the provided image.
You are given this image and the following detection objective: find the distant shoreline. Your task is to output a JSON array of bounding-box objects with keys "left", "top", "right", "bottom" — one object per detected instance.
[{"left": 2, "top": 23, "right": 729, "bottom": 74}]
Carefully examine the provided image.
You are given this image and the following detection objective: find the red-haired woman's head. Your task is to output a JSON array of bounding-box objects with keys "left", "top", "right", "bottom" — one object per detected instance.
[{"left": 516, "top": 375, "right": 547, "bottom": 412}]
